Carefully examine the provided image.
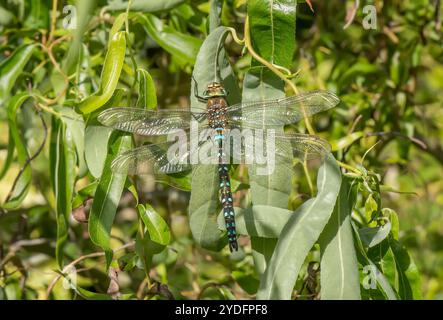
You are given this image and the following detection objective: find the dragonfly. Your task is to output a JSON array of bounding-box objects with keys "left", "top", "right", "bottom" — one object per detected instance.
[{"left": 98, "top": 82, "right": 340, "bottom": 252}]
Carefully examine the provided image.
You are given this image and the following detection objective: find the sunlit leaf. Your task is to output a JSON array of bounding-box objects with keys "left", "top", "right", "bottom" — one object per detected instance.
[{"left": 257, "top": 155, "right": 342, "bottom": 299}]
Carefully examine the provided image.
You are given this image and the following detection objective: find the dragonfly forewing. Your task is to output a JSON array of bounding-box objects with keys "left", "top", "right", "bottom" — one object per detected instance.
[
  {"left": 98, "top": 107, "right": 208, "bottom": 136},
  {"left": 226, "top": 90, "right": 339, "bottom": 128}
]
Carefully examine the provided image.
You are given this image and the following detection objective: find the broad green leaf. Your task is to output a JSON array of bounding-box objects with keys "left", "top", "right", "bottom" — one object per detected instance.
[
  {"left": 232, "top": 270, "right": 260, "bottom": 295},
  {"left": 72, "top": 181, "right": 98, "bottom": 209},
  {"left": 85, "top": 125, "right": 113, "bottom": 178},
  {"left": 257, "top": 154, "right": 342, "bottom": 300},
  {"left": 49, "top": 118, "right": 76, "bottom": 268},
  {"left": 244, "top": 0, "right": 297, "bottom": 275},
  {"left": 188, "top": 26, "right": 241, "bottom": 251},
  {"left": 77, "top": 31, "right": 126, "bottom": 114},
  {"left": 62, "top": 1, "right": 97, "bottom": 75},
  {"left": 135, "top": 230, "right": 165, "bottom": 275},
  {"left": 352, "top": 222, "right": 398, "bottom": 300},
  {"left": 109, "top": 13, "right": 127, "bottom": 43},
  {"left": 217, "top": 205, "right": 292, "bottom": 238},
  {"left": 1, "top": 93, "right": 32, "bottom": 209},
  {"left": 136, "top": 68, "right": 157, "bottom": 109},
  {"left": 364, "top": 193, "right": 378, "bottom": 222},
  {"left": 65, "top": 279, "right": 136, "bottom": 300},
  {"left": 23, "top": 0, "right": 49, "bottom": 29},
  {"left": 242, "top": 68, "right": 291, "bottom": 208},
  {"left": 359, "top": 221, "right": 391, "bottom": 248},
  {"left": 248, "top": 0, "right": 296, "bottom": 68},
  {"left": 137, "top": 204, "right": 171, "bottom": 246},
  {"left": 0, "top": 44, "right": 36, "bottom": 105},
  {"left": 338, "top": 59, "right": 381, "bottom": 87},
  {"left": 319, "top": 177, "right": 361, "bottom": 300},
  {"left": 383, "top": 208, "right": 399, "bottom": 240},
  {"left": 0, "top": 133, "right": 14, "bottom": 180},
  {"left": 209, "top": 0, "right": 223, "bottom": 32},
  {"left": 88, "top": 131, "right": 132, "bottom": 267},
  {"left": 251, "top": 237, "right": 278, "bottom": 276},
  {"left": 388, "top": 237, "right": 423, "bottom": 299},
  {"left": 106, "top": 0, "right": 186, "bottom": 12},
  {"left": 74, "top": 44, "right": 93, "bottom": 99},
  {"left": 0, "top": 6, "right": 14, "bottom": 25},
  {"left": 55, "top": 106, "right": 87, "bottom": 178},
  {"left": 134, "top": 13, "right": 202, "bottom": 66},
  {"left": 85, "top": 88, "right": 125, "bottom": 178},
  {"left": 378, "top": 241, "right": 398, "bottom": 294},
  {"left": 74, "top": 287, "right": 113, "bottom": 300}
]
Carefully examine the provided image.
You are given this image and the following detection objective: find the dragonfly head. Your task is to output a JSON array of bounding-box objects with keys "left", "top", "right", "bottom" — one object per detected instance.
[{"left": 203, "top": 82, "right": 227, "bottom": 98}]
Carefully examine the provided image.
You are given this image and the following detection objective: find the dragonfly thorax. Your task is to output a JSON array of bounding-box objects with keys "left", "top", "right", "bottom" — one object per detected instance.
[
  {"left": 203, "top": 82, "right": 227, "bottom": 98},
  {"left": 207, "top": 96, "right": 229, "bottom": 129}
]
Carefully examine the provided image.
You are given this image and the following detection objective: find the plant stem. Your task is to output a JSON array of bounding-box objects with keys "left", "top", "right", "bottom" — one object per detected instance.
[
  {"left": 44, "top": 242, "right": 135, "bottom": 299},
  {"left": 48, "top": 0, "right": 59, "bottom": 44},
  {"left": 243, "top": 16, "right": 315, "bottom": 135}
]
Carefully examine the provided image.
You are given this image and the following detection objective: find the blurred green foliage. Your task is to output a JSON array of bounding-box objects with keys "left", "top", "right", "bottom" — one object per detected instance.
[{"left": 0, "top": 0, "right": 442, "bottom": 300}]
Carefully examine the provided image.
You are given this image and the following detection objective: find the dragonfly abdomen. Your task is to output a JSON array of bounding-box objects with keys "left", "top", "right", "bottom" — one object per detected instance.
[
  {"left": 218, "top": 161, "right": 238, "bottom": 252},
  {"left": 214, "top": 127, "right": 238, "bottom": 252}
]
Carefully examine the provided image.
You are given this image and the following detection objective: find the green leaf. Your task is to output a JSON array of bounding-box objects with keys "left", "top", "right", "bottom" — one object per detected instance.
[
  {"left": 257, "top": 154, "right": 342, "bottom": 300},
  {"left": 359, "top": 222, "right": 391, "bottom": 248},
  {"left": 1, "top": 93, "right": 32, "bottom": 209},
  {"left": 107, "top": 0, "right": 186, "bottom": 12},
  {"left": 85, "top": 88, "right": 125, "bottom": 178},
  {"left": 136, "top": 68, "right": 157, "bottom": 109},
  {"left": 23, "top": 0, "right": 49, "bottom": 29},
  {"left": 0, "top": 132, "right": 14, "bottom": 180},
  {"left": 88, "top": 131, "right": 132, "bottom": 267},
  {"left": 388, "top": 237, "right": 423, "bottom": 299},
  {"left": 244, "top": 0, "right": 297, "bottom": 275},
  {"left": 330, "top": 131, "right": 364, "bottom": 151},
  {"left": 137, "top": 204, "right": 171, "bottom": 246},
  {"left": 49, "top": 118, "right": 76, "bottom": 268},
  {"left": 232, "top": 270, "right": 260, "bottom": 295},
  {"left": 77, "top": 31, "right": 126, "bottom": 114},
  {"left": 135, "top": 230, "right": 165, "bottom": 275},
  {"left": 383, "top": 208, "right": 399, "bottom": 240},
  {"left": 0, "top": 6, "right": 14, "bottom": 25},
  {"left": 62, "top": 1, "right": 97, "bottom": 75},
  {"left": 319, "top": 177, "right": 361, "bottom": 299},
  {"left": 364, "top": 193, "right": 378, "bottom": 222},
  {"left": 109, "top": 13, "right": 127, "bottom": 43},
  {"left": 64, "top": 279, "right": 135, "bottom": 300},
  {"left": 251, "top": 237, "right": 278, "bottom": 276},
  {"left": 85, "top": 125, "right": 113, "bottom": 178},
  {"left": 0, "top": 44, "right": 36, "bottom": 105},
  {"left": 209, "top": 0, "right": 223, "bottom": 32},
  {"left": 248, "top": 0, "right": 296, "bottom": 68},
  {"left": 217, "top": 205, "right": 292, "bottom": 238},
  {"left": 352, "top": 222, "right": 398, "bottom": 300},
  {"left": 72, "top": 181, "right": 98, "bottom": 209},
  {"left": 188, "top": 26, "right": 241, "bottom": 251},
  {"left": 56, "top": 106, "right": 87, "bottom": 177},
  {"left": 134, "top": 13, "right": 202, "bottom": 66}
]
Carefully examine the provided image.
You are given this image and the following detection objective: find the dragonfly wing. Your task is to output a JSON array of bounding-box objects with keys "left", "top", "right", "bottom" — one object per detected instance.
[
  {"left": 111, "top": 141, "right": 192, "bottom": 175},
  {"left": 225, "top": 131, "right": 330, "bottom": 165},
  {"left": 98, "top": 107, "right": 207, "bottom": 136},
  {"left": 111, "top": 138, "right": 218, "bottom": 175},
  {"left": 273, "top": 132, "right": 331, "bottom": 161},
  {"left": 227, "top": 90, "right": 339, "bottom": 128}
]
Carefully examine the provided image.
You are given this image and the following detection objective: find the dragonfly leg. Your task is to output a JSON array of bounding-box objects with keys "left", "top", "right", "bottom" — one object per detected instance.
[{"left": 192, "top": 76, "right": 208, "bottom": 103}]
